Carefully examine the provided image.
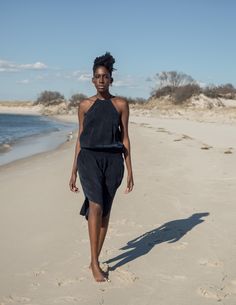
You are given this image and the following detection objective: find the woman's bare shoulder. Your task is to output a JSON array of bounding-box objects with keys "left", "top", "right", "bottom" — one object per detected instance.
[
  {"left": 113, "top": 96, "right": 129, "bottom": 111},
  {"left": 79, "top": 96, "right": 97, "bottom": 112},
  {"left": 114, "top": 96, "right": 128, "bottom": 107}
]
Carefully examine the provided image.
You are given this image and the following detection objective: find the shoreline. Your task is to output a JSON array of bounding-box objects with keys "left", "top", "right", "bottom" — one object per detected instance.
[
  {"left": 0, "top": 112, "right": 78, "bottom": 167},
  {"left": 0, "top": 130, "right": 77, "bottom": 173}
]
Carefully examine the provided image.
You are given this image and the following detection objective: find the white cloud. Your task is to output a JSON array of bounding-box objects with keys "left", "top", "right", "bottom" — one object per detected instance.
[
  {"left": 19, "top": 62, "right": 47, "bottom": 70},
  {"left": 16, "top": 79, "right": 30, "bottom": 84},
  {"left": 72, "top": 70, "right": 82, "bottom": 77},
  {"left": 0, "top": 60, "right": 18, "bottom": 72},
  {"left": 113, "top": 75, "right": 139, "bottom": 88},
  {"left": 0, "top": 59, "right": 47, "bottom": 72},
  {"left": 78, "top": 73, "right": 92, "bottom": 81}
]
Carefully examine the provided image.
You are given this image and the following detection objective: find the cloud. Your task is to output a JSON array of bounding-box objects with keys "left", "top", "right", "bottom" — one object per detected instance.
[
  {"left": 78, "top": 73, "right": 92, "bottom": 81},
  {"left": 112, "top": 75, "right": 139, "bottom": 88},
  {"left": 16, "top": 79, "right": 30, "bottom": 84},
  {"left": 0, "top": 59, "right": 47, "bottom": 72},
  {"left": 72, "top": 70, "right": 82, "bottom": 77}
]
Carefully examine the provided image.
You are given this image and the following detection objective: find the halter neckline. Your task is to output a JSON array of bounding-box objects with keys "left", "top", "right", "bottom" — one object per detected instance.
[
  {"left": 96, "top": 98, "right": 110, "bottom": 101},
  {"left": 95, "top": 95, "right": 113, "bottom": 101}
]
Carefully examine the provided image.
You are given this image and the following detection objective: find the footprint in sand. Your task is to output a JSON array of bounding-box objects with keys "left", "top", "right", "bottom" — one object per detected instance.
[
  {"left": 182, "top": 134, "right": 193, "bottom": 140},
  {"left": 114, "top": 267, "right": 139, "bottom": 284},
  {"left": 155, "top": 128, "right": 172, "bottom": 135},
  {"left": 53, "top": 296, "right": 82, "bottom": 303},
  {"left": 156, "top": 127, "right": 168, "bottom": 133},
  {"left": 224, "top": 147, "right": 233, "bottom": 154},
  {"left": 201, "top": 144, "right": 213, "bottom": 150},
  {"left": 2, "top": 295, "right": 31, "bottom": 304},
  {"left": 198, "top": 258, "right": 224, "bottom": 267},
  {"left": 56, "top": 277, "right": 84, "bottom": 287},
  {"left": 140, "top": 123, "right": 149, "bottom": 127},
  {"left": 198, "top": 286, "right": 230, "bottom": 302},
  {"left": 33, "top": 269, "right": 46, "bottom": 277},
  {"left": 174, "top": 134, "right": 193, "bottom": 142}
]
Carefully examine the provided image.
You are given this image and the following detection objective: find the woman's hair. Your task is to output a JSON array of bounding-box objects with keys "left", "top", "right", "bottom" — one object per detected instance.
[{"left": 93, "top": 52, "right": 116, "bottom": 82}]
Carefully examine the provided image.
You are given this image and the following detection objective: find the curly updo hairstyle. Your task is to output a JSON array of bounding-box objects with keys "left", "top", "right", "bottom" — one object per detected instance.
[{"left": 93, "top": 52, "right": 116, "bottom": 83}]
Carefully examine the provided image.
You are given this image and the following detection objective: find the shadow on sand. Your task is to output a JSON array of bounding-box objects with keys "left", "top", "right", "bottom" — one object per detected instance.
[{"left": 104, "top": 212, "right": 209, "bottom": 271}]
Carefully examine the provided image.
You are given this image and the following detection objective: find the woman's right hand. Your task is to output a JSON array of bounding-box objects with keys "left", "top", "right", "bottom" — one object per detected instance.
[{"left": 69, "top": 172, "right": 79, "bottom": 193}]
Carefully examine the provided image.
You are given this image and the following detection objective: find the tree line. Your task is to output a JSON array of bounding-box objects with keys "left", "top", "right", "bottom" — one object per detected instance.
[
  {"left": 34, "top": 71, "right": 236, "bottom": 107},
  {"left": 33, "top": 91, "right": 146, "bottom": 107}
]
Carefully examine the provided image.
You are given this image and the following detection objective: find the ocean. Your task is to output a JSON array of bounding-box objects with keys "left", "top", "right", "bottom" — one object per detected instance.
[{"left": 0, "top": 113, "right": 77, "bottom": 166}]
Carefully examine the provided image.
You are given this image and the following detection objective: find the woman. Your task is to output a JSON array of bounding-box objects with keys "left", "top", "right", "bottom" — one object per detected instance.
[{"left": 69, "top": 52, "right": 134, "bottom": 282}]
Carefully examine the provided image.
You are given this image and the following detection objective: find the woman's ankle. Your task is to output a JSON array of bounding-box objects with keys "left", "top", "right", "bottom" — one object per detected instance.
[{"left": 90, "top": 259, "right": 99, "bottom": 266}]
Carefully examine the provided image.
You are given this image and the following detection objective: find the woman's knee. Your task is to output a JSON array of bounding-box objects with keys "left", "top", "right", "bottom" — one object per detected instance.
[{"left": 89, "top": 201, "right": 103, "bottom": 216}]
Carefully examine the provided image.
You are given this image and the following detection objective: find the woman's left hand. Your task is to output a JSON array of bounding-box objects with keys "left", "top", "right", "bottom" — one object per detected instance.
[{"left": 125, "top": 173, "right": 134, "bottom": 193}]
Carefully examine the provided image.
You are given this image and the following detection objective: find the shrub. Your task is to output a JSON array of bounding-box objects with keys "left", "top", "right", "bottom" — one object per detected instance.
[
  {"left": 68, "top": 93, "right": 88, "bottom": 108},
  {"left": 173, "top": 84, "right": 201, "bottom": 104},
  {"left": 34, "top": 90, "right": 65, "bottom": 106},
  {"left": 202, "top": 84, "right": 236, "bottom": 99},
  {"left": 153, "top": 86, "right": 173, "bottom": 98}
]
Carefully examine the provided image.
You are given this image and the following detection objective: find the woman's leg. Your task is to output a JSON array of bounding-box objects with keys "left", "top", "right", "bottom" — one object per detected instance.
[
  {"left": 98, "top": 211, "right": 111, "bottom": 257},
  {"left": 89, "top": 211, "right": 111, "bottom": 268},
  {"left": 87, "top": 201, "right": 107, "bottom": 281}
]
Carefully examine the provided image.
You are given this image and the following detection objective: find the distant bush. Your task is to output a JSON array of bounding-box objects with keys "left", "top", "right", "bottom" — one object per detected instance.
[
  {"left": 203, "top": 84, "right": 236, "bottom": 99},
  {"left": 68, "top": 93, "right": 88, "bottom": 108},
  {"left": 34, "top": 90, "right": 65, "bottom": 106},
  {"left": 173, "top": 84, "right": 201, "bottom": 104},
  {"left": 151, "top": 70, "right": 236, "bottom": 103},
  {"left": 152, "top": 84, "right": 201, "bottom": 104},
  {"left": 153, "top": 86, "right": 173, "bottom": 98},
  {"left": 151, "top": 71, "right": 200, "bottom": 103}
]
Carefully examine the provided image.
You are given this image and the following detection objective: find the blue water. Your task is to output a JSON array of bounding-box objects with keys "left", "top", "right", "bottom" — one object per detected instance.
[{"left": 0, "top": 113, "right": 77, "bottom": 166}]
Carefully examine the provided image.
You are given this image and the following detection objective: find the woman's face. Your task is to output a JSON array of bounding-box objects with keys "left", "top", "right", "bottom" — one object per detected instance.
[{"left": 92, "top": 66, "right": 112, "bottom": 93}]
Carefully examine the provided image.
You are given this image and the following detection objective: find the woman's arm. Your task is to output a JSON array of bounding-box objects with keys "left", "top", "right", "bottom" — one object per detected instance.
[
  {"left": 69, "top": 100, "right": 86, "bottom": 192},
  {"left": 119, "top": 98, "right": 134, "bottom": 193}
]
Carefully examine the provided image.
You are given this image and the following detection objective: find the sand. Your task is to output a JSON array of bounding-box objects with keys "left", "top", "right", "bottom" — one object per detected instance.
[{"left": 0, "top": 111, "right": 236, "bottom": 305}]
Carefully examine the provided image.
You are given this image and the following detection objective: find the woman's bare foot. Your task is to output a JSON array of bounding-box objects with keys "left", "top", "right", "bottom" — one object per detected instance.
[
  {"left": 89, "top": 262, "right": 108, "bottom": 276},
  {"left": 90, "top": 262, "right": 108, "bottom": 282}
]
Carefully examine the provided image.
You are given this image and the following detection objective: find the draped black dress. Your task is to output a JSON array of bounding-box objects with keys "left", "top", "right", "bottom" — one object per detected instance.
[{"left": 77, "top": 98, "right": 125, "bottom": 220}]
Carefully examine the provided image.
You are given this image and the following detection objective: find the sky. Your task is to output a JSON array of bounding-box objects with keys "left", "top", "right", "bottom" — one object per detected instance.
[{"left": 0, "top": 0, "right": 235, "bottom": 100}]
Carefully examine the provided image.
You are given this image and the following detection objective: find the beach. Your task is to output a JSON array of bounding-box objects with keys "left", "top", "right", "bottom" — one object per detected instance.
[{"left": 0, "top": 110, "right": 236, "bottom": 305}]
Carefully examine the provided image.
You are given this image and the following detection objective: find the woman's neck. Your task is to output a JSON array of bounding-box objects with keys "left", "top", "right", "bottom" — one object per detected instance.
[{"left": 96, "top": 92, "right": 113, "bottom": 100}]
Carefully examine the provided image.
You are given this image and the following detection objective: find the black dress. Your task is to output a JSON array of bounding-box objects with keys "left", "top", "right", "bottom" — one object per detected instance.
[{"left": 77, "top": 98, "right": 125, "bottom": 220}]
